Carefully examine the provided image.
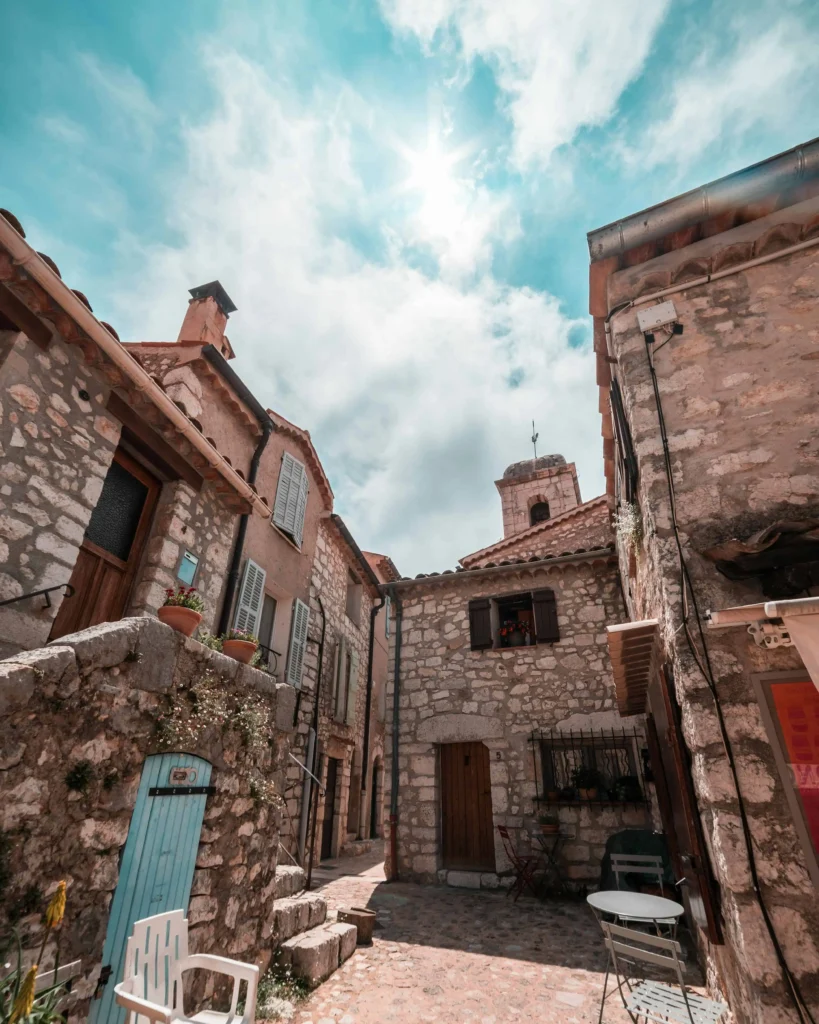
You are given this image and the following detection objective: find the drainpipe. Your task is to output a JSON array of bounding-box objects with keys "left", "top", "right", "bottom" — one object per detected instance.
[
  {"left": 388, "top": 585, "right": 402, "bottom": 882},
  {"left": 305, "top": 596, "right": 327, "bottom": 890},
  {"left": 359, "top": 592, "right": 386, "bottom": 837},
  {"left": 0, "top": 218, "right": 270, "bottom": 517}
]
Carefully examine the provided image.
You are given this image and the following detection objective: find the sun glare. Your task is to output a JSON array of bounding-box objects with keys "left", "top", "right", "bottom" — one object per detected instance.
[{"left": 397, "top": 134, "right": 472, "bottom": 240}]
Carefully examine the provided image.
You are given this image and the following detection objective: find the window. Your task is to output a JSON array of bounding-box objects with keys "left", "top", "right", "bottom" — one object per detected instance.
[
  {"left": 272, "top": 452, "right": 309, "bottom": 547},
  {"left": 754, "top": 675, "right": 819, "bottom": 887},
  {"left": 468, "top": 588, "right": 559, "bottom": 651},
  {"left": 333, "top": 635, "right": 359, "bottom": 724},
  {"left": 345, "top": 570, "right": 362, "bottom": 626},
  {"left": 285, "top": 599, "right": 310, "bottom": 688},
  {"left": 530, "top": 501, "right": 550, "bottom": 526},
  {"left": 234, "top": 558, "right": 266, "bottom": 635},
  {"left": 610, "top": 378, "right": 638, "bottom": 504},
  {"left": 534, "top": 727, "right": 646, "bottom": 805},
  {"left": 257, "top": 593, "right": 277, "bottom": 669}
]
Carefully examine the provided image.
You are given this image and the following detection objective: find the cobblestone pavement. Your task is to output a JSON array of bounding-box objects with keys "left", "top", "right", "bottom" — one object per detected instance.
[{"left": 292, "top": 845, "right": 665, "bottom": 1024}]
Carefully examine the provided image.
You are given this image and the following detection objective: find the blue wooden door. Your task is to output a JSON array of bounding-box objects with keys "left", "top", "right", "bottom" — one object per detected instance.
[{"left": 90, "top": 753, "right": 213, "bottom": 1024}]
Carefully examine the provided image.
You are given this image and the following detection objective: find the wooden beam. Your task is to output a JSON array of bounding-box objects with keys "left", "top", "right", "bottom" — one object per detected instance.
[{"left": 0, "top": 283, "right": 52, "bottom": 349}]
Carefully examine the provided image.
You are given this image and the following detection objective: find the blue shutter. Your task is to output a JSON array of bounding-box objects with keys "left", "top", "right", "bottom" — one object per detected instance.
[
  {"left": 345, "top": 647, "right": 360, "bottom": 726},
  {"left": 234, "top": 559, "right": 266, "bottom": 635}
]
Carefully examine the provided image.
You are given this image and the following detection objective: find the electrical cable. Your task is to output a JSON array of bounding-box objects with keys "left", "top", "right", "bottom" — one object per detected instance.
[{"left": 643, "top": 332, "right": 816, "bottom": 1024}]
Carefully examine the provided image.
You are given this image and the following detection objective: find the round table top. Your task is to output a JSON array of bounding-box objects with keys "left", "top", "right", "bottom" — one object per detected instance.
[{"left": 587, "top": 890, "right": 684, "bottom": 919}]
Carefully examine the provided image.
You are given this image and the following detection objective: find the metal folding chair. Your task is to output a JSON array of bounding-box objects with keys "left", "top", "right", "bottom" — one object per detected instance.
[
  {"left": 497, "top": 826, "right": 542, "bottom": 901},
  {"left": 611, "top": 853, "right": 677, "bottom": 935},
  {"left": 598, "top": 922, "right": 727, "bottom": 1024}
]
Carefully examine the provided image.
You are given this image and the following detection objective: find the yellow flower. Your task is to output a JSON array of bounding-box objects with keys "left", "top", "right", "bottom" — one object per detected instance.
[
  {"left": 44, "top": 881, "right": 66, "bottom": 930},
  {"left": 9, "top": 965, "right": 37, "bottom": 1024}
]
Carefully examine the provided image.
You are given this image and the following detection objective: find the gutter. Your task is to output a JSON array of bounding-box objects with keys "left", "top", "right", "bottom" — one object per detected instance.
[
  {"left": 384, "top": 546, "right": 616, "bottom": 592},
  {"left": 202, "top": 344, "right": 273, "bottom": 427},
  {"left": 588, "top": 136, "right": 819, "bottom": 262},
  {"left": 387, "top": 584, "right": 402, "bottom": 882},
  {"left": 0, "top": 218, "right": 270, "bottom": 517}
]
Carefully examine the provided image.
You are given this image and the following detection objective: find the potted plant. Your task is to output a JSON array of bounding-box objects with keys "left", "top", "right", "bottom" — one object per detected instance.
[
  {"left": 571, "top": 765, "right": 602, "bottom": 800},
  {"left": 499, "top": 619, "right": 531, "bottom": 648},
  {"left": 546, "top": 788, "right": 560, "bottom": 801},
  {"left": 158, "top": 585, "right": 204, "bottom": 636},
  {"left": 538, "top": 813, "right": 560, "bottom": 835},
  {"left": 613, "top": 775, "right": 643, "bottom": 803},
  {"left": 222, "top": 628, "right": 259, "bottom": 664}
]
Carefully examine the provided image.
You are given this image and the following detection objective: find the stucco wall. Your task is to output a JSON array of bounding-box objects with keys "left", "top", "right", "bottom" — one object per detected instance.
[
  {"left": 607, "top": 202, "right": 819, "bottom": 1023},
  {"left": 385, "top": 556, "right": 645, "bottom": 886},
  {"left": 0, "top": 333, "right": 118, "bottom": 656},
  {"left": 0, "top": 616, "right": 296, "bottom": 1024}
]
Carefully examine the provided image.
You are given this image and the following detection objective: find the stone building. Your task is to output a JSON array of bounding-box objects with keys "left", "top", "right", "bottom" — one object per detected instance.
[
  {"left": 589, "top": 138, "right": 819, "bottom": 1023},
  {"left": 383, "top": 455, "right": 650, "bottom": 887}
]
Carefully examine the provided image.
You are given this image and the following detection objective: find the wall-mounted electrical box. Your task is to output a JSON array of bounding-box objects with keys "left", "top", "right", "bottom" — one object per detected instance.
[{"left": 636, "top": 300, "right": 678, "bottom": 334}]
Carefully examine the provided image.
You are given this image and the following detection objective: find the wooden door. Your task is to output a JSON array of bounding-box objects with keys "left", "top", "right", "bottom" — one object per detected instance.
[
  {"left": 321, "top": 757, "right": 340, "bottom": 861},
  {"left": 89, "top": 753, "right": 212, "bottom": 1024},
  {"left": 51, "top": 449, "right": 160, "bottom": 640},
  {"left": 440, "top": 742, "right": 495, "bottom": 871},
  {"left": 648, "top": 667, "right": 723, "bottom": 943}
]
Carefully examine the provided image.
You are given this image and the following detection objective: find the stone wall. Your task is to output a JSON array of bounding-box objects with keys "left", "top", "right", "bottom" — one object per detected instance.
[
  {"left": 0, "top": 333, "right": 119, "bottom": 656},
  {"left": 607, "top": 202, "right": 819, "bottom": 1023},
  {"left": 0, "top": 616, "right": 296, "bottom": 1023},
  {"left": 280, "top": 518, "right": 379, "bottom": 861},
  {"left": 497, "top": 462, "right": 581, "bottom": 538},
  {"left": 385, "top": 555, "right": 646, "bottom": 886}
]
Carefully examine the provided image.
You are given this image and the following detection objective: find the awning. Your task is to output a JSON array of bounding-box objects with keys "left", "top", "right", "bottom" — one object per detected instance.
[
  {"left": 606, "top": 619, "right": 659, "bottom": 717},
  {"left": 707, "top": 596, "right": 819, "bottom": 693}
]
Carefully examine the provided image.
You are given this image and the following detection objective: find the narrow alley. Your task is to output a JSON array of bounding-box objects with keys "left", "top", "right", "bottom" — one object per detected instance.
[{"left": 291, "top": 845, "right": 648, "bottom": 1024}]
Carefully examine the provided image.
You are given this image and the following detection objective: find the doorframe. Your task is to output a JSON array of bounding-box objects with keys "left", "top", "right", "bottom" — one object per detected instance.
[{"left": 439, "top": 740, "right": 496, "bottom": 873}]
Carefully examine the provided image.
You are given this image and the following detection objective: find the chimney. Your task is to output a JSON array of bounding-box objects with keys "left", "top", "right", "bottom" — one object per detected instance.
[{"left": 178, "top": 281, "right": 237, "bottom": 358}]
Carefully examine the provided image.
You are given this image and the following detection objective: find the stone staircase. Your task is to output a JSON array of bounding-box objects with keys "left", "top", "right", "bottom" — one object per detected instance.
[{"left": 269, "top": 864, "right": 357, "bottom": 987}]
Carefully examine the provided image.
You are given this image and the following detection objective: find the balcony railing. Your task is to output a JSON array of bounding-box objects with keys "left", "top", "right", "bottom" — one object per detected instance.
[{"left": 0, "top": 583, "right": 74, "bottom": 610}]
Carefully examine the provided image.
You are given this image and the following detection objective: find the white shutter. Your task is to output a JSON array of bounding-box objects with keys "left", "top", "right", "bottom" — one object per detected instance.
[
  {"left": 345, "top": 647, "right": 360, "bottom": 726},
  {"left": 385, "top": 595, "right": 391, "bottom": 638},
  {"left": 272, "top": 453, "right": 300, "bottom": 532},
  {"left": 234, "top": 559, "right": 266, "bottom": 635},
  {"left": 286, "top": 599, "right": 310, "bottom": 688},
  {"left": 333, "top": 635, "right": 347, "bottom": 718},
  {"left": 292, "top": 471, "right": 308, "bottom": 547}
]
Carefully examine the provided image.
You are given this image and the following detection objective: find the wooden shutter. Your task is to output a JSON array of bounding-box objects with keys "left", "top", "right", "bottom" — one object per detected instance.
[
  {"left": 532, "top": 589, "right": 560, "bottom": 643},
  {"left": 468, "top": 598, "right": 493, "bottom": 650},
  {"left": 285, "top": 599, "right": 310, "bottom": 688},
  {"left": 272, "top": 452, "right": 297, "bottom": 530},
  {"left": 333, "top": 635, "right": 347, "bottom": 717},
  {"left": 345, "top": 647, "right": 360, "bottom": 725},
  {"left": 292, "top": 471, "right": 309, "bottom": 547},
  {"left": 234, "top": 559, "right": 266, "bottom": 635},
  {"left": 610, "top": 379, "right": 638, "bottom": 503}
]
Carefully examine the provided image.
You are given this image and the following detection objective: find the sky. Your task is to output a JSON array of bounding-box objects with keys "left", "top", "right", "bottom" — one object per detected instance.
[{"left": 3, "top": 0, "right": 819, "bottom": 576}]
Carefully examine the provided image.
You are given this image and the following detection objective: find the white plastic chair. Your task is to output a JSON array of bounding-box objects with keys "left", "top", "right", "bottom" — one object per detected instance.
[
  {"left": 114, "top": 910, "right": 259, "bottom": 1024},
  {"left": 598, "top": 922, "right": 727, "bottom": 1024},
  {"left": 611, "top": 854, "right": 677, "bottom": 935}
]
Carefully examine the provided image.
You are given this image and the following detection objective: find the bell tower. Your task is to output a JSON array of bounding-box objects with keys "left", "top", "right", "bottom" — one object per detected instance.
[{"left": 496, "top": 454, "right": 581, "bottom": 539}]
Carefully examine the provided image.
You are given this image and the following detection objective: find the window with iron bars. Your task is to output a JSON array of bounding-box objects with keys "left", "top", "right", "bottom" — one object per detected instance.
[{"left": 531, "top": 727, "right": 649, "bottom": 806}]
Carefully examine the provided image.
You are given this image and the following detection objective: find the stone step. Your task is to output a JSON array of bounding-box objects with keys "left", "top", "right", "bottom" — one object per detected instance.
[
  {"left": 274, "top": 863, "right": 306, "bottom": 899},
  {"left": 278, "top": 922, "right": 357, "bottom": 987},
  {"left": 270, "top": 892, "right": 327, "bottom": 943}
]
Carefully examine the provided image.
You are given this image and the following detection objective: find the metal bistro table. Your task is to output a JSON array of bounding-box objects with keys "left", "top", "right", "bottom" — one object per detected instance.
[
  {"left": 530, "top": 829, "right": 573, "bottom": 896},
  {"left": 587, "top": 890, "right": 685, "bottom": 934}
]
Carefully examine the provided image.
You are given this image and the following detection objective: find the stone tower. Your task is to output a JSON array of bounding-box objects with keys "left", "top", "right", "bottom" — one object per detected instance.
[{"left": 496, "top": 454, "right": 581, "bottom": 538}]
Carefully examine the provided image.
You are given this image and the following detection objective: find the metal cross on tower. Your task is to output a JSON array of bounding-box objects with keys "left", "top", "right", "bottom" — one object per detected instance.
[{"left": 531, "top": 421, "right": 539, "bottom": 460}]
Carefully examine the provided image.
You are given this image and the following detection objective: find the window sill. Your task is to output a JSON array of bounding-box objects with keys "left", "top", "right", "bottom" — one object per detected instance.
[{"left": 270, "top": 522, "right": 302, "bottom": 552}]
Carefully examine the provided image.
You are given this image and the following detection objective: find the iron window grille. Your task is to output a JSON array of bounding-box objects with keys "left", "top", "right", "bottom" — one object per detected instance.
[{"left": 531, "top": 727, "right": 648, "bottom": 807}]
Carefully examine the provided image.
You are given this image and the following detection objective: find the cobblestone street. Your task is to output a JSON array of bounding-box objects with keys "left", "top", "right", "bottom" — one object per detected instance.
[{"left": 290, "top": 845, "right": 638, "bottom": 1024}]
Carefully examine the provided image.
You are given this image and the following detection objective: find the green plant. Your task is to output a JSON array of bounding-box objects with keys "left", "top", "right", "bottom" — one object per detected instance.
[
  {"left": 0, "top": 830, "right": 10, "bottom": 902},
  {"left": 196, "top": 630, "right": 223, "bottom": 652},
  {"left": 570, "top": 765, "right": 602, "bottom": 791},
  {"left": 162, "top": 585, "right": 204, "bottom": 613},
  {"left": 7, "top": 885, "right": 42, "bottom": 924},
  {"left": 612, "top": 775, "right": 643, "bottom": 802},
  {"left": 225, "top": 628, "right": 258, "bottom": 644},
  {"left": 2, "top": 883, "right": 68, "bottom": 1024},
  {"left": 64, "top": 760, "right": 93, "bottom": 793}
]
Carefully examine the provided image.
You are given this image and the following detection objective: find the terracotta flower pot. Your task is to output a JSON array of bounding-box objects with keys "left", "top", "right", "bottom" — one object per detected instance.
[
  {"left": 223, "top": 639, "right": 258, "bottom": 664},
  {"left": 157, "top": 605, "right": 202, "bottom": 637},
  {"left": 540, "top": 823, "right": 560, "bottom": 835},
  {"left": 508, "top": 631, "right": 526, "bottom": 647},
  {"left": 578, "top": 787, "right": 598, "bottom": 801},
  {"left": 337, "top": 906, "right": 377, "bottom": 945}
]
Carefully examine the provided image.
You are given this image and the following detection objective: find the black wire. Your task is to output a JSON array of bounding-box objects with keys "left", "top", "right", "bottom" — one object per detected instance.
[{"left": 643, "top": 333, "right": 815, "bottom": 1024}]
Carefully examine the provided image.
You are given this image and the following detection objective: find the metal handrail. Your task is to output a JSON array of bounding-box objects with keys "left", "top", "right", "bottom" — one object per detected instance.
[
  {"left": 257, "top": 643, "right": 280, "bottom": 674},
  {"left": 0, "top": 583, "right": 74, "bottom": 609},
  {"left": 288, "top": 752, "right": 325, "bottom": 792}
]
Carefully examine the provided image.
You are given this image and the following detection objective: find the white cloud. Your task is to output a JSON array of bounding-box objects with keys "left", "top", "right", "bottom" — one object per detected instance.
[
  {"left": 623, "top": 18, "right": 819, "bottom": 171},
  {"left": 80, "top": 53, "right": 159, "bottom": 149},
  {"left": 104, "top": 49, "right": 601, "bottom": 574},
  {"left": 378, "top": 0, "right": 669, "bottom": 168}
]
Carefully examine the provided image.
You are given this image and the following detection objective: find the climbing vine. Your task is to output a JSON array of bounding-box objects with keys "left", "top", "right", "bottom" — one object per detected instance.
[{"left": 155, "top": 670, "right": 284, "bottom": 810}]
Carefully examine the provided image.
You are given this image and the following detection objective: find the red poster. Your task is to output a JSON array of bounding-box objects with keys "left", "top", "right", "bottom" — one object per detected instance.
[{"left": 771, "top": 681, "right": 819, "bottom": 856}]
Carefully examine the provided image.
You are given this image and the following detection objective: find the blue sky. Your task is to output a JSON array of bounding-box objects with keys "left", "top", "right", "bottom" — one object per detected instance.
[{"left": 3, "top": 0, "right": 819, "bottom": 573}]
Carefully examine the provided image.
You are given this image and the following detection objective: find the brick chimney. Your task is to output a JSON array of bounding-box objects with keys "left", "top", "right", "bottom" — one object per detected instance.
[{"left": 177, "top": 281, "right": 237, "bottom": 359}]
